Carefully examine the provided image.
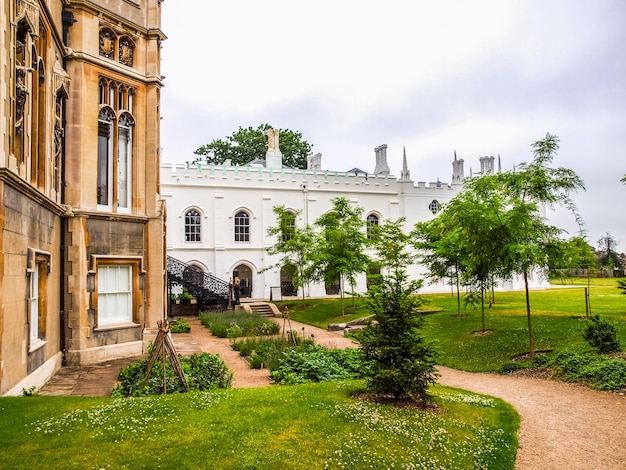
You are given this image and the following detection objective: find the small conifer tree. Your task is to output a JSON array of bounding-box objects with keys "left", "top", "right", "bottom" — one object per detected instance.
[{"left": 360, "top": 219, "right": 439, "bottom": 401}]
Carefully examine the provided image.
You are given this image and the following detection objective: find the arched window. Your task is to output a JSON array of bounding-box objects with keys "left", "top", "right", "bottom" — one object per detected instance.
[
  {"left": 97, "top": 78, "right": 136, "bottom": 211},
  {"left": 97, "top": 107, "right": 114, "bottom": 206},
  {"left": 234, "top": 211, "right": 250, "bottom": 242},
  {"left": 366, "top": 214, "right": 380, "bottom": 239},
  {"left": 185, "top": 209, "right": 201, "bottom": 242},
  {"left": 117, "top": 113, "right": 134, "bottom": 212},
  {"left": 429, "top": 200, "right": 440, "bottom": 214},
  {"left": 282, "top": 211, "right": 296, "bottom": 242}
]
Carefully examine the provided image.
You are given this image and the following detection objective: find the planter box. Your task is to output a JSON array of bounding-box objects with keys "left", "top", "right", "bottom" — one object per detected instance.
[{"left": 170, "top": 303, "right": 198, "bottom": 316}]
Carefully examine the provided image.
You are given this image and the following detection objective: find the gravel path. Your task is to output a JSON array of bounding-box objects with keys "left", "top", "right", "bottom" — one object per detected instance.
[{"left": 438, "top": 366, "right": 626, "bottom": 470}]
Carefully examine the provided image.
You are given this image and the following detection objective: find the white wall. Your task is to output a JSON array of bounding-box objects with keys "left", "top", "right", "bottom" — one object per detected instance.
[{"left": 161, "top": 162, "right": 547, "bottom": 299}]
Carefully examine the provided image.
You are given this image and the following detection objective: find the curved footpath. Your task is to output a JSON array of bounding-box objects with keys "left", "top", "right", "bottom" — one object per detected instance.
[
  {"left": 40, "top": 315, "right": 626, "bottom": 469},
  {"left": 437, "top": 366, "right": 626, "bottom": 470}
]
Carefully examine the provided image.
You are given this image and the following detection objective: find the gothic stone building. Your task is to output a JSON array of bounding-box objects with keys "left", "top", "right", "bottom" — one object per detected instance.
[
  {"left": 1, "top": 0, "right": 166, "bottom": 395},
  {"left": 161, "top": 136, "right": 537, "bottom": 300}
]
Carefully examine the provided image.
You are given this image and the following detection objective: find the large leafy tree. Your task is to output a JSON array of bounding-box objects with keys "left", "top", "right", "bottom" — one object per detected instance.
[
  {"left": 264, "top": 206, "right": 315, "bottom": 300},
  {"left": 192, "top": 124, "right": 313, "bottom": 169},
  {"left": 307, "top": 197, "right": 370, "bottom": 315},
  {"left": 596, "top": 232, "right": 623, "bottom": 269},
  {"left": 360, "top": 218, "right": 439, "bottom": 402}
]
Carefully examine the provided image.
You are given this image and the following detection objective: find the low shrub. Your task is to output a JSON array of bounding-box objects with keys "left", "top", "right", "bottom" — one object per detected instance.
[
  {"left": 112, "top": 352, "right": 232, "bottom": 397},
  {"left": 271, "top": 348, "right": 364, "bottom": 385},
  {"left": 499, "top": 353, "right": 549, "bottom": 375},
  {"left": 548, "top": 351, "right": 626, "bottom": 391},
  {"left": 170, "top": 317, "right": 191, "bottom": 333},
  {"left": 200, "top": 312, "right": 279, "bottom": 338},
  {"left": 582, "top": 314, "right": 621, "bottom": 353},
  {"left": 232, "top": 334, "right": 316, "bottom": 370},
  {"left": 499, "top": 362, "right": 523, "bottom": 374}
]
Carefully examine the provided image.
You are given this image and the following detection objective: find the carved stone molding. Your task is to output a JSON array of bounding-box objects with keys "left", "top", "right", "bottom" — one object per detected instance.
[
  {"left": 15, "top": 0, "right": 40, "bottom": 38},
  {"left": 118, "top": 37, "right": 134, "bottom": 67},
  {"left": 53, "top": 57, "right": 71, "bottom": 98},
  {"left": 99, "top": 28, "right": 115, "bottom": 59}
]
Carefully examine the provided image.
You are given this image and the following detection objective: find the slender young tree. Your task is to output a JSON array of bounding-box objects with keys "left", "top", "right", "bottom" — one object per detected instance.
[
  {"left": 413, "top": 215, "right": 468, "bottom": 318},
  {"left": 264, "top": 206, "right": 315, "bottom": 300},
  {"left": 361, "top": 218, "right": 439, "bottom": 402},
  {"left": 495, "top": 133, "right": 585, "bottom": 355},
  {"left": 308, "top": 197, "right": 370, "bottom": 315}
]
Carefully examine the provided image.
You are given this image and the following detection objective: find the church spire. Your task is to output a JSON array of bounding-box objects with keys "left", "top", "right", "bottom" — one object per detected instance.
[{"left": 399, "top": 146, "right": 412, "bottom": 182}]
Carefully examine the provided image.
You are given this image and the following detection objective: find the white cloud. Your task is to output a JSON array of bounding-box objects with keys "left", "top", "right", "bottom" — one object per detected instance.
[{"left": 160, "top": 0, "right": 626, "bottom": 251}]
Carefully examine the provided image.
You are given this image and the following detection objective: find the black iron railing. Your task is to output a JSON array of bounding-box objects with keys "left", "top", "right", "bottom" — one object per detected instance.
[{"left": 166, "top": 256, "right": 230, "bottom": 308}]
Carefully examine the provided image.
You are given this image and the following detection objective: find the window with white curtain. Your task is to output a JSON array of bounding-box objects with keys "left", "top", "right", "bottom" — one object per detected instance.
[{"left": 97, "top": 265, "right": 132, "bottom": 325}]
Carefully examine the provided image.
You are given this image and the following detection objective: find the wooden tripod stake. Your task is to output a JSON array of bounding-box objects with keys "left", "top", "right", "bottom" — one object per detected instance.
[
  {"left": 142, "top": 319, "right": 189, "bottom": 393},
  {"left": 282, "top": 307, "right": 296, "bottom": 346}
]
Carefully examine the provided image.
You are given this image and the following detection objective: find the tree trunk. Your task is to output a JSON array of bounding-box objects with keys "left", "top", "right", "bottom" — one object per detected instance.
[
  {"left": 340, "top": 275, "right": 345, "bottom": 315},
  {"left": 456, "top": 274, "right": 461, "bottom": 318},
  {"left": 481, "top": 281, "right": 485, "bottom": 332},
  {"left": 523, "top": 270, "right": 535, "bottom": 356}
]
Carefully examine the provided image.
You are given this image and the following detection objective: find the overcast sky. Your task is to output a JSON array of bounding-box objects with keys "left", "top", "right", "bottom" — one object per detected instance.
[{"left": 160, "top": 0, "right": 626, "bottom": 253}]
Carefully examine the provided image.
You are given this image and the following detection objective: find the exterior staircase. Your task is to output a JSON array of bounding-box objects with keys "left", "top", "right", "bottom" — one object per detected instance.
[
  {"left": 166, "top": 256, "right": 230, "bottom": 310},
  {"left": 245, "top": 303, "right": 276, "bottom": 317}
]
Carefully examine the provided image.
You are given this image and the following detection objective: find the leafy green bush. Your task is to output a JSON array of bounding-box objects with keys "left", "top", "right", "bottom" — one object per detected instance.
[
  {"left": 582, "top": 314, "right": 621, "bottom": 353},
  {"left": 548, "top": 351, "right": 626, "bottom": 391},
  {"left": 170, "top": 317, "right": 191, "bottom": 333},
  {"left": 177, "top": 291, "right": 194, "bottom": 302},
  {"left": 112, "top": 353, "right": 232, "bottom": 397},
  {"left": 200, "top": 312, "right": 279, "bottom": 338},
  {"left": 271, "top": 348, "right": 364, "bottom": 385},
  {"left": 499, "top": 362, "right": 523, "bottom": 374}
]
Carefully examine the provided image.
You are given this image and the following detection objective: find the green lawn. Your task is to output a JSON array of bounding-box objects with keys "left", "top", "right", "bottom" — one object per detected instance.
[
  {"left": 279, "top": 278, "right": 626, "bottom": 372},
  {"left": 1, "top": 381, "right": 517, "bottom": 469}
]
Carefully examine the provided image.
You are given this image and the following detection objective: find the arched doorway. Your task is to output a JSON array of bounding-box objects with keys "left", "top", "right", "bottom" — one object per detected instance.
[
  {"left": 233, "top": 264, "right": 252, "bottom": 298},
  {"left": 280, "top": 264, "right": 296, "bottom": 296},
  {"left": 366, "top": 266, "right": 381, "bottom": 289},
  {"left": 325, "top": 274, "right": 340, "bottom": 295}
]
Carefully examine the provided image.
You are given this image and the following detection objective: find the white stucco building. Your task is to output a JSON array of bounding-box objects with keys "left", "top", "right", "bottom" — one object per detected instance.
[{"left": 161, "top": 133, "right": 538, "bottom": 300}]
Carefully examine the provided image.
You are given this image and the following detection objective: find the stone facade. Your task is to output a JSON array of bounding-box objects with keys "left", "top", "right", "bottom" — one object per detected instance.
[{"left": 1, "top": 0, "right": 166, "bottom": 395}]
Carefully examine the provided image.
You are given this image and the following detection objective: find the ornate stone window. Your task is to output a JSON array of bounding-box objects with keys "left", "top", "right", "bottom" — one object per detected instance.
[
  {"left": 97, "top": 77, "right": 136, "bottom": 211},
  {"left": 97, "top": 107, "right": 115, "bottom": 207},
  {"left": 429, "top": 200, "right": 440, "bottom": 214}
]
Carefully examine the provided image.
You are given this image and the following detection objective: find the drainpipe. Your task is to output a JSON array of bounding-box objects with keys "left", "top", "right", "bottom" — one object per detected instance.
[{"left": 59, "top": 9, "right": 76, "bottom": 367}]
